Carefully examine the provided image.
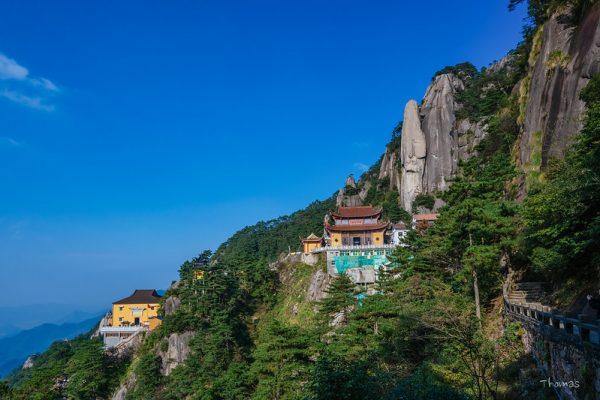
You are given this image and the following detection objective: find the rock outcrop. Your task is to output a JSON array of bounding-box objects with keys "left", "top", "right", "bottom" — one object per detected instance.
[
  {"left": 111, "top": 373, "right": 136, "bottom": 400},
  {"left": 163, "top": 295, "right": 181, "bottom": 316},
  {"left": 305, "top": 269, "right": 331, "bottom": 302},
  {"left": 378, "top": 147, "right": 402, "bottom": 193},
  {"left": 519, "top": 3, "right": 600, "bottom": 175},
  {"left": 380, "top": 72, "right": 488, "bottom": 211},
  {"left": 421, "top": 73, "right": 464, "bottom": 193},
  {"left": 21, "top": 356, "right": 35, "bottom": 369},
  {"left": 159, "top": 331, "right": 194, "bottom": 376},
  {"left": 400, "top": 100, "right": 427, "bottom": 211},
  {"left": 336, "top": 174, "right": 365, "bottom": 207},
  {"left": 455, "top": 118, "right": 487, "bottom": 161}
]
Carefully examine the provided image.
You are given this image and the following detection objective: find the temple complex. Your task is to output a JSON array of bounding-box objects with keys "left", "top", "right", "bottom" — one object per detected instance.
[
  {"left": 325, "top": 206, "right": 389, "bottom": 247},
  {"left": 100, "top": 289, "right": 162, "bottom": 348}
]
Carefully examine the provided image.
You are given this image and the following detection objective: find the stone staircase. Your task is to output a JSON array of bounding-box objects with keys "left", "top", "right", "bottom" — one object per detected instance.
[{"left": 507, "top": 282, "right": 546, "bottom": 307}]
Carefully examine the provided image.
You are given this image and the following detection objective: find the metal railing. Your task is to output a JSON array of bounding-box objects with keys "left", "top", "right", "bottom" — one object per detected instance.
[
  {"left": 100, "top": 326, "right": 145, "bottom": 333},
  {"left": 311, "top": 244, "right": 397, "bottom": 253},
  {"left": 504, "top": 297, "right": 600, "bottom": 347}
]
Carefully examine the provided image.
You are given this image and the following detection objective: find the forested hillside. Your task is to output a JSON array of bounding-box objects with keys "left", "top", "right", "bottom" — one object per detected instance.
[{"left": 2, "top": 1, "right": 599, "bottom": 399}]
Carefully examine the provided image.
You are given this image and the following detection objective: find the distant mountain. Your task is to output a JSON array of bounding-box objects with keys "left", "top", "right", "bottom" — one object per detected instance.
[
  {"left": 0, "top": 316, "right": 101, "bottom": 377},
  {"left": 0, "top": 323, "right": 20, "bottom": 339},
  {"left": 0, "top": 304, "right": 104, "bottom": 335}
]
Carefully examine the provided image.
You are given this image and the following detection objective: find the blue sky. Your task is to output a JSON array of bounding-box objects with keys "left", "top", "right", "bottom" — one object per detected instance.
[{"left": 0, "top": 1, "right": 527, "bottom": 309}]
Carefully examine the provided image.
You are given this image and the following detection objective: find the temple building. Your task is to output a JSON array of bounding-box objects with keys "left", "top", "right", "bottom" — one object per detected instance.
[
  {"left": 301, "top": 233, "right": 322, "bottom": 254},
  {"left": 100, "top": 289, "right": 162, "bottom": 348},
  {"left": 325, "top": 206, "right": 390, "bottom": 247},
  {"left": 308, "top": 205, "right": 396, "bottom": 286},
  {"left": 412, "top": 213, "right": 439, "bottom": 232}
]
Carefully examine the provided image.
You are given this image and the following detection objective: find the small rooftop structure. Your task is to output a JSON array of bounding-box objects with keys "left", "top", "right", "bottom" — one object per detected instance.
[
  {"left": 412, "top": 213, "right": 439, "bottom": 230},
  {"left": 301, "top": 233, "right": 322, "bottom": 254},
  {"left": 392, "top": 222, "right": 409, "bottom": 246},
  {"left": 412, "top": 213, "right": 439, "bottom": 222},
  {"left": 393, "top": 222, "right": 408, "bottom": 230}
]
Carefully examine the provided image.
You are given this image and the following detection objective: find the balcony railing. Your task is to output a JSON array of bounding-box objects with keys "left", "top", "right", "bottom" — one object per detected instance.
[
  {"left": 100, "top": 326, "right": 145, "bottom": 333},
  {"left": 311, "top": 243, "right": 397, "bottom": 253}
]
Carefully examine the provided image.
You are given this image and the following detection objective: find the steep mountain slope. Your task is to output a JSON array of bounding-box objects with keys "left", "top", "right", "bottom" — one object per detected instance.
[{"left": 2, "top": 1, "right": 599, "bottom": 399}]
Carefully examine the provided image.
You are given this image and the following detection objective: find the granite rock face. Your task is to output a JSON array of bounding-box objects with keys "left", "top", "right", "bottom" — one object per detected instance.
[
  {"left": 378, "top": 146, "right": 402, "bottom": 193},
  {"left": 379, "top": 73, "right": 486, "bottom": 211},
  {"left": 163, "top": 295, "right": 181, "bottom": 316},
  {"left": 421, "top": 73, "right": 464, "bottom": 193},
  {"left": 519, "top": 3, "right": 600, "bottom": 172},
  {"left": 305, "top": 269, "right": 331, "bottom": 302},
  {"left": 455, "top": 118, "right": 487, "bottom": 161},
  {"left": 159, "top": 331, "right": 194, "bottom": 376},
  {"left": 400, "top": 100, "right": 427, "bottom": 211}
]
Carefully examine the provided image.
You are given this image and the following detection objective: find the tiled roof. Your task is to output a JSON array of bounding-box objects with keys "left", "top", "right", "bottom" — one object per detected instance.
[
  {"left": 113, "top": 289, "right": 161, "bottom": 305},
  {"left": 332, "top": 206, "right": 382, "bottom": 218},
  {"left": 326, "top": 222, "right": 390, "bottom": 232},
  {"left": 393, "top": 222, "right": 408, "bottom": 229},
  {"left": 413, "top": 213, "right": 439, "bottom": 221},
  {"left": 303, "top": 233, "right": 321, "bottom": 241}
]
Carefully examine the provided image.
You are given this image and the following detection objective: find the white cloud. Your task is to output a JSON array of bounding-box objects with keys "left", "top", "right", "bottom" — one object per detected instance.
[
  {"left": 0, "top": 54, "right": 28, "bottom": 80},
  {"left": 353, "top": 162, "right": 369, "bottom": 172},
  {"left": 30, "top": 77, "right": 59, "bottom": 92},
  {"left": 0, "top": 136, "right": 22, "bottom": 147},
  {"left": 0, "top": 52, "right": 59, "bottom": 110},
  {"left": 1, "top": 91, "right": 54, "bottom": 111}
]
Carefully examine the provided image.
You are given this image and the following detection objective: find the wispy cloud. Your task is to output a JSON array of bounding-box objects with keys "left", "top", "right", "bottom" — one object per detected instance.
[
  {"left": 0, "top": 136, "right": 23, "bottom": 147},
  {"left": 1, "top": 91, "right": 54, "bottom": 111},
  {"left": 353, "top": 162, "right": 369, "bottom": 172},
  {"left": 0, "top": 53, "right": 59, "bottom": 111},
  {"left": 0, "top": 54, "right": 28, "bottom": 80}
]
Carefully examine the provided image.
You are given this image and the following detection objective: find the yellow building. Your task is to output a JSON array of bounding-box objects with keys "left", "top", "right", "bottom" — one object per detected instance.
[
  {"left": 301, "top": 233, "right": 322, "bottom": 254},
  {"left": 326, "top": 206, "right": 390, "bottom": 247},
  {"left": 112, "top": 289, "right": 162, "bottom": 329}
]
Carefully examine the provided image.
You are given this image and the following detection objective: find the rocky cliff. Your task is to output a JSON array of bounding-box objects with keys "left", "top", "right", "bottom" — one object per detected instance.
[
  {"left": 378, "top": 70, "right": 489, "bottom": 211},
  {"left": 400, "top": 100, "right": 427, "bottom": 211},
  {"left": 517, "top": 2, "right": 600, "bottom": 187}
]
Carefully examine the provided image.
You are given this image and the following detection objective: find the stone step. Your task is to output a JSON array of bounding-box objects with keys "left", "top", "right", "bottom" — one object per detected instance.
[
  {"left": 514, "top": 282, "right": 546, "bottom": 289},
  {"left": 509, "top": 292, "right": 543, "bottom": 298}
]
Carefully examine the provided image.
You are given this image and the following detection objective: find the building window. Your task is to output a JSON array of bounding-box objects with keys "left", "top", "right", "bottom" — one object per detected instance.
[{"left": 119, "top": 306, "right": 124, "bottom": 311}]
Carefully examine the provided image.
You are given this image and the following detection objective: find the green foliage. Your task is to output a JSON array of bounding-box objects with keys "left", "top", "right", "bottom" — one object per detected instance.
[
  {"left": 249, "top": 320, "right": 313, "bottom": 400},
  {"left": 411, "top": 194, "right": 435, "bottom": 213},
  {"left": 215, "top": 197, "right": 336, "bottom": 261},
  {"left": 520, "top": 74, "right": 600, "bottom": 280},
  {"left": 65, "top": 339, "right": 107, "bottom": 399},
  {"left": 127, "top": 354, "right": 162, "bottom": 400},
  {"left": 305, "top": 351, "right": 387, "bottom": 400},
  {"left": 318, "top": 274, "right": 356, "bottom": 322},
  {"left": 344, "top": 185, "right": 360, "bottom": 196},
  {"left": 433, "top": 62, "right": 478, "bottom": 81},
  {"left": 5, "top": 335, "right": 128, "bottom": 400},
  {"left": 508, "top": 0, "right": 596, "bottom": 26}
]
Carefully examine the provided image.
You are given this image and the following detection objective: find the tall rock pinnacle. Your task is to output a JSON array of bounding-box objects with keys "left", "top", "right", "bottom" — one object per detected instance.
[{"left": 400, "top": 100, "right": 427, "bottom": 211}]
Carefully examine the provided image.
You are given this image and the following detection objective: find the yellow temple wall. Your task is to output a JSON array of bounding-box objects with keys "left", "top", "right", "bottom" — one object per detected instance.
[
  {"left": 303, "top": 241, "right": 321, "bottom": 253},
  {"left": 112, "top": 303, "right": 159, "bottom": 328},
  {"left": 372, "top": 231, "right": 384, "bottom": 244},
  {"left": 330, "top": 232, "right": 342, "bottom": 247}
]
